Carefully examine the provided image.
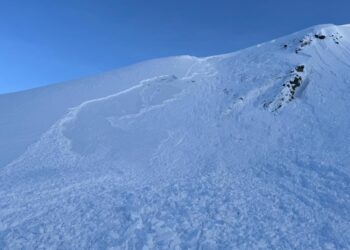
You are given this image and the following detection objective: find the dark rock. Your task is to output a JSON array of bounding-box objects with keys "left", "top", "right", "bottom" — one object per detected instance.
[
  {"left": 315, "top": 34, "right": 326, "bottom": 39},
  {"left": 289, "top": 76, "right": 302, "bottom": 88},
  {"left": 295, "top": 65, "right": 305, "bottom": 72}
]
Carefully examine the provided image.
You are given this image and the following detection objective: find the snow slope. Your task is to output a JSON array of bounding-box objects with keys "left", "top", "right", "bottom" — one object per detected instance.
[{"left": 1, "top": 24, "right": 350, "bottom": 249}]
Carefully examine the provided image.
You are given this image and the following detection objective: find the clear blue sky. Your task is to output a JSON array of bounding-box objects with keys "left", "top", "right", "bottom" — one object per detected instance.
[{"left": 1, "top": 0, "right": 349, "bottom": 94}]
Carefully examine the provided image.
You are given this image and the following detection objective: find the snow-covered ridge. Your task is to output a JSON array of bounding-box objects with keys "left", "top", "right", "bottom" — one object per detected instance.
[{"left": 1, "top": 24, "right": 350, "bottom": 249}]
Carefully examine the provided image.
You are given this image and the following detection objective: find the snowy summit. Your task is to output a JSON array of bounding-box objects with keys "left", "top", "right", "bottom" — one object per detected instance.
[{"left": 1, "top": 24, "right": 350, "bottom": 249}]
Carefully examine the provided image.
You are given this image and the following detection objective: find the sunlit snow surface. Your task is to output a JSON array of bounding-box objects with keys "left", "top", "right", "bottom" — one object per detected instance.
[{"left": 1, "top": 24, "right": 350, "bottom": 249}]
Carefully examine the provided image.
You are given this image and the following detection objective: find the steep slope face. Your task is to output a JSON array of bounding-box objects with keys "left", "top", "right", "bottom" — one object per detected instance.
[
  {"left": 1, "top": 24, "right": 350, "bottom": 249},
  {"left": 0, "top": 56, "right": 198, "bottom": 169}
]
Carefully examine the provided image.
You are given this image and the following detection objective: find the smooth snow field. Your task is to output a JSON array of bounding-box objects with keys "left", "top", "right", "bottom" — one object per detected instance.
[{"left": 1, "top": 24, "right": 350, "bottom": 249}]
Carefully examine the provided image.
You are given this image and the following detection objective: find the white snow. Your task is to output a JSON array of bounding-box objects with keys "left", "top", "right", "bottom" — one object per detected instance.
[{"left": 1, "top": 24, "right": 350, "bottom": 249}]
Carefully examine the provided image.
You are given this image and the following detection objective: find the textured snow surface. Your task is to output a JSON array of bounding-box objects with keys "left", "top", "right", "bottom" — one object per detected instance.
[{"left": 1, "top": 24, "right": 350, "bottom": 249}]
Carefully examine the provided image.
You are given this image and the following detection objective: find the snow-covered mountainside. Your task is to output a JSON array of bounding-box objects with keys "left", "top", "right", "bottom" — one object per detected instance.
[{"left": 1, "top": 24, "right": 350, "bottom": 249}]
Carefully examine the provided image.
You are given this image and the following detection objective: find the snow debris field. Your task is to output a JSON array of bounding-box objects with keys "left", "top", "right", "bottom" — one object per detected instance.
[{"left": 1, "top": 24, "right": 350, "bottom": 249}]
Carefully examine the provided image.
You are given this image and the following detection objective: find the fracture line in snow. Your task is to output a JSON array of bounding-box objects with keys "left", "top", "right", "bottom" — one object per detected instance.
[
  {"left": 3, "top": 77, "right": 171, "bottom": 170},
  {"left": 57, "top": 82, "right": 145, "bottom": 129},
  {"left": 58, "top": 74, "right": 191, "bottom": 130},
  {"left": 111, "top": 95, "right": 181, "bottom": 125}
]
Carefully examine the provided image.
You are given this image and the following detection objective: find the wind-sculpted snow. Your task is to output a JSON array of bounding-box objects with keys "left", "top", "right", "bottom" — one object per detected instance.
[{"left": 1, "top": 24, "right": 350, "bottom": 249}]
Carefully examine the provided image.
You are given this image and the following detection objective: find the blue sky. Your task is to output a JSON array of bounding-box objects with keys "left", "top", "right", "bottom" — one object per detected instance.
[{"left": 1, "top": 0, "right": 349, "bottom": 94}]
